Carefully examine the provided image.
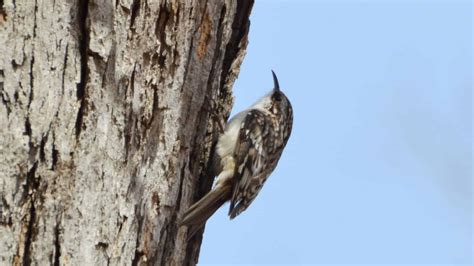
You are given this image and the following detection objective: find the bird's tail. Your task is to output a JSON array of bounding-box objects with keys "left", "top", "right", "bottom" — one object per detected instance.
[{"left": 180, "top": 184, "right": 231, "bottom": 227}]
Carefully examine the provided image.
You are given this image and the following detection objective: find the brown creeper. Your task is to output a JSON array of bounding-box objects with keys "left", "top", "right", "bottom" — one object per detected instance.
[{"left": 180, "top": 71, "right": 293, "bottom": 233}]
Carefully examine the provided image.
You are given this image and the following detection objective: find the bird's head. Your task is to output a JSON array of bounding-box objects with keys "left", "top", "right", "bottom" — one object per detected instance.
[
  {"left": 252, "top": 70, "right": 293, "bottom": 122},
  {"left": 251, "top": 71, "right": 293, "bottom": 142}
]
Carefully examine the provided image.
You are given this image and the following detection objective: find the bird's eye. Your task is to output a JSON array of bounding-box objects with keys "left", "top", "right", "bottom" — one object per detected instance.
[{"left": 273, "top": 93, "right": 282, "bottom": 102}]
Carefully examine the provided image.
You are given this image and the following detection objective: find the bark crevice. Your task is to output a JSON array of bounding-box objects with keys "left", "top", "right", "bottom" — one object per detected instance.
[
  {"left": 75, "top": 0, "right": 89, "bottom": 138},
  {"left": 0, "top": 1, "right": 6, "bottom": 21},
  {"left": 61, "top": 44, "right": 69, "bottom": 94},
  {"left": 28, "top": 0, "right": 38, "bottom": 110},
  {"left": 53, "top": 221, "right": 61, "bottom": 266},
  {"left": 0, "top": 78, "right": 11, "bottom": 116},
  {"left": 51, "top": 140, "right": 58, "bottom": 170},
  {"left": 22, "top": 162, "right": 38, "bottom": 266},
  {"left": 22, "top": 202, "right": 35, "bottom": 266},
  {"left": 219, "top": 0, "right": 253, "bottom": 92},
  {"left": 39, "top": 133, "right": 48, "bottom": 162},
  {"left": 129, "top": 0, "right": 140, "bottom": 30},
  {"left": 131, "top": 205, "right": 144, "bottom": 266},
  {"left": 155, "top": 2, "right": 171, "bottom": 69}
]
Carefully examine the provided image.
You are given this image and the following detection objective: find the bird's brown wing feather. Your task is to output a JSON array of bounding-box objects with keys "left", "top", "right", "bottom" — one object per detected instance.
[{"left": 229, "top": 110, "right": 275, "bottom": 219}]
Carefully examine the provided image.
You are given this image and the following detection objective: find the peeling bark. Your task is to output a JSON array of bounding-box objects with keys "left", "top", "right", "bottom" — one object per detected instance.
[{"left": 0, "top": 0, "right": 253, "bottom": 265}]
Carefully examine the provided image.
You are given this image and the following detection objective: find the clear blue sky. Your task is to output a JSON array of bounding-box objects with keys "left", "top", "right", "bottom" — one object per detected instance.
[{"left": 199, "top": 1, "right": 472, "bottom": 265}]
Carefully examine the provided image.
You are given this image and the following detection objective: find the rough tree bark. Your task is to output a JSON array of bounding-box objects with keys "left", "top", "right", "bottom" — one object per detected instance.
[{"left": 0, "top": 0, "right": 253, "bottom": 265}]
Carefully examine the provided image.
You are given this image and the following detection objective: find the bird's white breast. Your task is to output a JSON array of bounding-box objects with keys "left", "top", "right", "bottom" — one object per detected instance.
[{"left": 216, "top": 111, "right": 247, "bottom": 158}]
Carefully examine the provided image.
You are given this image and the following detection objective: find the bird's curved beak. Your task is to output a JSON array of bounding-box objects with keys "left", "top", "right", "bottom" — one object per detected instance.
[{"left": 271, "top": 70, "right": 280, "bottom": 92}]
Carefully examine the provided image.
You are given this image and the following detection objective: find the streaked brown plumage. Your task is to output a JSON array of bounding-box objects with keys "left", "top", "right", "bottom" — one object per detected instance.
[{"left": 180, "top": 71, "right": 293, "bottom": 237}]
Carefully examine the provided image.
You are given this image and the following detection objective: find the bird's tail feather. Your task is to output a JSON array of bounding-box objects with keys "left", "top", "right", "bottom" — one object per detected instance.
[{"left": 180, "top": 185, "right": 231, "bottom": 227}]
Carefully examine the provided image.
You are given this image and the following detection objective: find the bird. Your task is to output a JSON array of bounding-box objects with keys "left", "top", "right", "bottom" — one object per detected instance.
[{"left": 180, "top": 70, "right": 293, "bottom": 236}]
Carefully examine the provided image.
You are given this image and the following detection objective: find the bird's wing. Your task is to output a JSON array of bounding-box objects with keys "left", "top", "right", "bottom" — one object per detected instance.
[{"left": 228, "top": 109, "right": 276, "bottom": 219}]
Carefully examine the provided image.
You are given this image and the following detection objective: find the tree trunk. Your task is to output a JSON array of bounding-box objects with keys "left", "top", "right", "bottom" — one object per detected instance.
[{"left": 0, "top": 0, "right": 253, "bottom": 265}]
